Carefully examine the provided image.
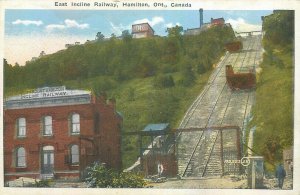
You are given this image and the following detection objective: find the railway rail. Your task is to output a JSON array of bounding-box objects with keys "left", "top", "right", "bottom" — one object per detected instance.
[{"left": 177, "top": 35, "right": 263, "bottom": 177}]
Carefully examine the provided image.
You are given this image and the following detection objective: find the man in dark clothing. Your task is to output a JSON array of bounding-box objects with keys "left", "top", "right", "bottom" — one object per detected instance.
[{"left": 275, "top": 163, "right": 286, "bottom": 189}]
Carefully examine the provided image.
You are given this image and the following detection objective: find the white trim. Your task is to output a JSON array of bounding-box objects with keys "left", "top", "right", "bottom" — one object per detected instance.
[
  {"left": 5, "top": 172, "right": 40, "bottom": 176},
  {"left": 54, "top": 170, "right": 80, "bottom": 174},
  {"left": 5, "top": 170, "right": 80, "bottom": 176}
]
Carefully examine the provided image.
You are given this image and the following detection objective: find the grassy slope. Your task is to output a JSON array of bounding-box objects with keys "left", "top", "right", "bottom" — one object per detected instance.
[
  {"left": 66, "top": 70, "right": 213, "bottom": 168},
  {"left": 248, "top": 45, "right": 294, "bottom": 171}
]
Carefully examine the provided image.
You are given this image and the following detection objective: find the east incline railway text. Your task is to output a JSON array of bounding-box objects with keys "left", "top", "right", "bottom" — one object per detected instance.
[{"left": 54, "top": 2, "right": 119, "bottom": 7}]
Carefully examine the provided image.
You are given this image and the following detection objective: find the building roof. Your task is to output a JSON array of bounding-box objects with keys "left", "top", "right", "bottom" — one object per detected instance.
[
  {"left": 184, "top": 23, "right": 211, "bottom": 35},
  {"left": 211, "top": 17, "right": 225, "bottom": 24},
  {"left": 143, "top": 123, "right": 169, "bottom": 132},
  {"left": 132, "top": 22, "right": 155, "bottom": 34},
  {"left": 4, "top": 86, "right": 91, "bottom": 109}
]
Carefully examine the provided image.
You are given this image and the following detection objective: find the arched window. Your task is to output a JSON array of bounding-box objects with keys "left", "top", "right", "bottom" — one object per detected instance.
[
  {"left": 70, "top": 145, "right": 79, "bottom": 164},
  {"left": 16, "top": 147, "right": 26, "bottom": 167},
  {"left": 17, "top": 118, "right": 26, "bottom": 137},
  {"left": 43, "top": 116, "right": 52, "bottom": 135},
  {"left": 71, "top": 113, "right": 80, "bottom": 134}
]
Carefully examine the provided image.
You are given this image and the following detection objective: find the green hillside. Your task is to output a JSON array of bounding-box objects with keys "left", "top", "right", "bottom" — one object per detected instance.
[
  {"left": 248, "top": 10, "right": 294, "bottom": 171},
  {"left": 4, "top": 25, "right": 235, "bottom": 168}
]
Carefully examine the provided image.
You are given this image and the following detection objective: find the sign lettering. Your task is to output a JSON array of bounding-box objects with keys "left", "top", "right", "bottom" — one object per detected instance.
[
  {"left": 224, "top": 157, "right": 251, "bottom": 167},
  {"left": 21, "top": 86, "right": 69, "bottom": 99}
]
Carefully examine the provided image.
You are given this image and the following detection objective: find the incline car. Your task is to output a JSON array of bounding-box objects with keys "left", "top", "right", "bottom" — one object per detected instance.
[
  {"left": 225, "top": 65, "right": 256, "bottom": 90},
  {"left": 225, "top": 41, "right": 243, "bottom": 52}
]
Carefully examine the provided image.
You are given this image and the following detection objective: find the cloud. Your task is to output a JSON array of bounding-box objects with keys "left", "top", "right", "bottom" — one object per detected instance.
[
  {"left": 165, "top": 22, "right": 181, "bottom": 28},
  {"left": 133, "top": 16, "right": 165, "bottom": 26},
  {"left": 12, "top": 19, "right": 43, "bottom": 26},
  {"left": 45, "top": 19, "right": 89, "bottom": 32},
  {"left": 226, "top": 18, "right": 261, "bottom": 32},
  {"left": 64, "top": 19, "right": 89, "bottom": 29},
  {"left": 109, "top": 22, "right": 130, "bottom": 35}
]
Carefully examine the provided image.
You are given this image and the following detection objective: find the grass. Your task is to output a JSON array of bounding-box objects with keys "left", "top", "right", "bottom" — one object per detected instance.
[
  {"left": 63, "top": 69, "right": 214, "bottom": 168},
  {"left": 111, "top": 71, "right": 213, "bottom": 168},
  {"left": 247, "top": 44, "right": 294, "bottom": 172}
]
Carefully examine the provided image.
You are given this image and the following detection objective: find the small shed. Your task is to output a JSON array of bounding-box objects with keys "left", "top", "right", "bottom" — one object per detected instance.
[
  {"left": 140, "top": 123, "right": 170, "bottom": 156},
  {"left": 139, "top": 123, "right": 177, "bottom": 177}
]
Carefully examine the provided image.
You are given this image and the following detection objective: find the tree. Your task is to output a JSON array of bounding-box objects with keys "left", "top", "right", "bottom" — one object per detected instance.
[
  {"left": 95, "top": 32, "right": 105, "bottom": 41},
  {"left": 263, "top": 11, "right": 294, "bottom": 46},
  {"left": 121, "top": 30, "right": 132, "bottom": 42},
  {"left": 166, "top": 25, "right": 183, "bottom": 38},
  {"left": 179, "top": 64, "right": 195, "bottom": 87},
  {"left": 110, "top": 33, "right": 116, "bottom": 39}
]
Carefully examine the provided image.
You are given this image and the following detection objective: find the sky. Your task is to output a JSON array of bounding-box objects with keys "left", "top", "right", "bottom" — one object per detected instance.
[{"left": 4, "top": 10, "right": 273, "bottom": 65}]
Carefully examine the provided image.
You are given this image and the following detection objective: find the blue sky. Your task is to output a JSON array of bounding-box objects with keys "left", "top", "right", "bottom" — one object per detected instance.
[{"left": 4, "top": 10, "right": 273, "bottom": 65}]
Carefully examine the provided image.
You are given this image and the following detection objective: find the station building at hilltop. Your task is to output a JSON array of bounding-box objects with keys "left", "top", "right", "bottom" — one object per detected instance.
[
  {"left": 3, "top": 86, "right": 122, "bottom": 181},
  {"left": 132, "top": 23, "right": 155, "bottom": 39}
]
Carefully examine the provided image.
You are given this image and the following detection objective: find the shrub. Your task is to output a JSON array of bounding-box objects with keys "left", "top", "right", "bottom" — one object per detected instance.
[
  {"left": 85, "top": 162, "right": 146, "bottom": 188},
  {"left": 153, "top": 74, "right": 175, "bottom": 89},
  {"left": 34, "top": 180, "right": 51, "bottom": 187}
]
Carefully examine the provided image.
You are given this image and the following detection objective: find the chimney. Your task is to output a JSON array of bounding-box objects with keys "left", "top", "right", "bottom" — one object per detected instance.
[{"left": 199, "top": 8, "right": 203, "bottom": 28}]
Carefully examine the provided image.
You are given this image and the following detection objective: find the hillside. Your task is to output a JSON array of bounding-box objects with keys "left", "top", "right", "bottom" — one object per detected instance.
[
  {"left": 248, "top": 10, "right": 294, "bottom": 171},
  {"left": 4, "top": 25, "right": 235, "bottom": 168}
]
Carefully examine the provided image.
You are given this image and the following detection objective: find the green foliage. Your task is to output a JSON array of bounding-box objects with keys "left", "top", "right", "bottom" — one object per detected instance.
[
  {"left": 167, "top": 25, "right": 183, "bottom": 38},
  {"left": 91, "top": 77, "right": 117, "bottom": 95},
  {"left": 121, "top": 30, "right": 132, "bottom": 42},
  {"left": 153, "top": 74, "right": 175, "bottom": 89},
  {"left": 248, "top": 10, "right": 294, "bottom": 171},
  {"left": 85, "top": 162, "right": 146, "bottom": 188},
  {"left": 263, "top": 10, "right": 294, "bottom": 47},
  {"left": 197, "top": 62, "right": 206, "bottom": 74},
  {"left": 178, "top": 65, "right": 196, "bottom": 87},
  {"left": 4, "top": 25, "right": 234, "bottom": 93},
  {"left": 126, "top": 87, "right": 135, "bottom": 101},
  {"left": 96, "top": 32, "right": 105, "bottom": 41},
  {"left": 34, "top": 180, "right": 51, "bottom": 187}
]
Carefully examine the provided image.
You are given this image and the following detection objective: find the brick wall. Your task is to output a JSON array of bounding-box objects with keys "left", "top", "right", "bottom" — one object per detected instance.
[{"left": 4, "top": 95, "right": 122, "bottom": 181}]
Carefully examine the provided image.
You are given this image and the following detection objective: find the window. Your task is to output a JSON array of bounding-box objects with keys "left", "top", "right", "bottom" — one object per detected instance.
[
  {"left": 16, "top": 147, "right": 26, "bottom": 167},
  {"left": 71, "top": 113, "right": 80, "bottom": 134},
  {"left": 43, "top": 116, "right": 52, "bottom": 136},
  {"left": 17, "top": 118, "right": 26, "bottom": 137},
  {"left": 70, "top": 145, "right": 79, "bottom": 164}
]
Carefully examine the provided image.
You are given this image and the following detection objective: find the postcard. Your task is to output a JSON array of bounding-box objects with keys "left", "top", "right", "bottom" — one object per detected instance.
[{"left": 0, "top": 0, "right": 299, "bottom": 195}]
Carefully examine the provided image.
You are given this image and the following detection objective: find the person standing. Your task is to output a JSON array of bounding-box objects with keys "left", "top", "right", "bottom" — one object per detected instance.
[
  {"left": 275, "top": 163, "right": 286, "bottom": 189},
  {"left": 157, "top": 162, "right": 164, "bottom": 177},
  {"left": 289, "top": 161, "right": 293, "bottom": 178}
]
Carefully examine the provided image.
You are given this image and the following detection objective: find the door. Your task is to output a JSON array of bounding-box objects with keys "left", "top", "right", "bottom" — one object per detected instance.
[{"left": 41, "top": 146, "right": 54, "bottom": 174}]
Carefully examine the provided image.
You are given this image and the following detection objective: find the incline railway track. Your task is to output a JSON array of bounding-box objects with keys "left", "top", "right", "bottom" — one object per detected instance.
[{"left": 177, "top": 35, "right": 263, "bottom": 177}]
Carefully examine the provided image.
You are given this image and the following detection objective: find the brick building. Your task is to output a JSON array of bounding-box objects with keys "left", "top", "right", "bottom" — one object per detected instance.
[
  {"left": 3, "top": 86, "right": 122, "bottom": 181},
  {"left": 211, "top": 17, "right": 225, "bottom": 26},
  {"left": 132, "top": 23, "right": 154, "bottom": 39}
]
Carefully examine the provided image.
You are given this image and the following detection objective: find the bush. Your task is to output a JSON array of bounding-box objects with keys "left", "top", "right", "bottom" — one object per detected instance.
[
  {"left": 178, "top": 65, "right": 195, "bottom": 87},
  {"left": 153, "top": 74, "right": 175, "bottom": 88},
  {"left": 91, "top": 77, "right": 117, "bottom": 95},
  {"left": 85, "top": 162, "right": 146, "bottom": 188},
  {"left": 34, "top": 180, "right": 51, "bottom": 187}
]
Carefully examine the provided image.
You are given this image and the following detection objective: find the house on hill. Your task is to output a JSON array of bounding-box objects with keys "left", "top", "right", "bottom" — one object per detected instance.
[{"left": 132, "top": 23, "right": 155, "bottom": 39}]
